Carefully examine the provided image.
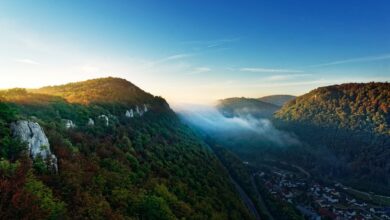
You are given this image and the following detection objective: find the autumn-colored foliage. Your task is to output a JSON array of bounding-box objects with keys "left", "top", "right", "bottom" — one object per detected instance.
[{"left": 0, "top": 78, "right": 253, "bottom": 219}]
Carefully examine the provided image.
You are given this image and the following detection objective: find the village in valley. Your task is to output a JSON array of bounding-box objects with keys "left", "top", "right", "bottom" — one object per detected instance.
[{"left": 251, "top": 163, "right": 390, "bottom": 220}]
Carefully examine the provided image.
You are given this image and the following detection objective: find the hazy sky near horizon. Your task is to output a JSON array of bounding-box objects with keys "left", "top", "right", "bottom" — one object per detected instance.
[{"left": 0, "top": 0, "right": 389, "bottom": 104}]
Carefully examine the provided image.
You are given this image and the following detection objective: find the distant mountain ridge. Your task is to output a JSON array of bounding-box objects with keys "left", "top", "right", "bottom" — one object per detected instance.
[
  {"left": 217, "top": 97, "right": 280, "bottom": 118},
  {"left": 216, "top": 95, "right": 296, "bottom": 119},
  {"left": 258, "top": 95, "right": 296, "bottom": 107}
]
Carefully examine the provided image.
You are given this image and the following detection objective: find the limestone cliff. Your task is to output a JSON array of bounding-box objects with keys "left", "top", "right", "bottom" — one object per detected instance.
[{"left": 11, "top": 120, "right": 58, "bottom": 171}]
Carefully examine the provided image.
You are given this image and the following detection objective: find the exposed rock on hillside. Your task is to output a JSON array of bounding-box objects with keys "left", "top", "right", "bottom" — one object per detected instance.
[
  {"left": 87, "top": 118, "right": 94, "bottom": 126},
  {"left": 0, "top": 77, "right": 253, "bottom": 219},
  {"left": 64, "top": 119, "right": 76, "bottom": 129},
  {"left": 136, "top": 105, "right": 142, "bottom": 116},
  {"left": 11, "top": 120, "right": 58, "bottom": 171},
  {"left": 98, "top": 115, "right": 109, "bottom": 126},
  {"left": 126, "top": 104, "right": 149, "bottom": 118},
  {"left": 126, "top": 109, "right": 134, "bottom": 118}
]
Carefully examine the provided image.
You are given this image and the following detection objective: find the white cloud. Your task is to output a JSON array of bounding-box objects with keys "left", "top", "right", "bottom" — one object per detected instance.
[
  {"left": 206, "top": 38, "right": 239, "bottom": 48},
  {"left": 182, "top": 38, "right": 239, "bottom": 46},
  {"left": 181, "top": 38, "right": 239, "bottom": 51},
  {"left": 186, "top": 67, "right": 211, "bottom": 75},
  {"left": 240, "top": 67, "right": 303, "bottom": 73},
  {"left": 266, "top": 74, "right": 312, "bottom": 81},
  {"left": 14, "top": 58, "right": 40, "bottom": 65},
  {"left": 194, "top": 67, "right": 211, "bottom": 72},
  {"left": 155, "top": 53, "right": 193, "bottom": 64},
  {"left": 310, "top": 54, "right": 390, "bottom": 67}
]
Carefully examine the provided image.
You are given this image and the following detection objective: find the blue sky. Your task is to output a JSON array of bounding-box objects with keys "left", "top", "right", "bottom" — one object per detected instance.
[{"left": 0, "top": 0, "right": 389, "bottom": 104}]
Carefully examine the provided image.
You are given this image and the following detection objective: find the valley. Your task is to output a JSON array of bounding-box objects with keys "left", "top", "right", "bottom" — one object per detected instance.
[
  {"left": 1, "top": 1, "right": 389, "bottom": 219},
  {"left": 180, "top": 82, "right": 390, "bottom": 220},
  {"left": 0, "top": 78, "right": 389, "bottom": 220}
]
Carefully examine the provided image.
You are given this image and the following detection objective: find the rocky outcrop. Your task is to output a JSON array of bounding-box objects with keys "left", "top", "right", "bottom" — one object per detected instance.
[
  {"left": 11, "top": 120, "right": 58, "bottom": 172},
  {"left": 136, "top": 106, "right": 142, "bottom": 116},
  {"left": 88, "top": 118, "right": 95, "bottom": 126},
  {"left": 98, "top": 115, "right": 109, "bottom": 126},
  {"left": 64, "top": 119, "right": 76, "bottom": 129},
  {"left": 129, "top": 104, "right": 149, "bottom": 118},
  {"left": 126, "top": 109, "right": 134, "bottom": 118}
]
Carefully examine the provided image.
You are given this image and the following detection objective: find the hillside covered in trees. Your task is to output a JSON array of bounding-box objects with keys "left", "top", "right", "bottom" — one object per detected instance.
[
  {"left": 210, "top": 83, "right": 390, "bottom": 194},
  {"left": 216, "top": 95, "right": 296, "bottom": 119},
  {"left": 32, "top": 77, "right": 155, "bottom": 105},
  {"left": 258, "top": 95, "right": 296, "bottom": 107},
  {"left": 217, "top": 97, "right": 280, "bottom": 119},
  {"left": 0, "top": 78, "right": 252, "bottom": 219},
  {"left": 275, "top": 82, "right": 390, "bottom": 193}
]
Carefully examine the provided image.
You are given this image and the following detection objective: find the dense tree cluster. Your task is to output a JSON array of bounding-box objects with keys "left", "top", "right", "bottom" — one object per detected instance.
[
  {"left": 0, "top": 78, "right": 252, "bottom": 219},
  {"left": 276, "top": 82, "right": 390, "bottom": 135}
]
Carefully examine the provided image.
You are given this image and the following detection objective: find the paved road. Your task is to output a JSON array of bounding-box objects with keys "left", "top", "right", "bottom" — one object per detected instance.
[
  {"left": 229, "top": 177, "right": 261, "bottom": 220},
  {"left": 251, "top": 175, "right": 275, "bottom": 220}
]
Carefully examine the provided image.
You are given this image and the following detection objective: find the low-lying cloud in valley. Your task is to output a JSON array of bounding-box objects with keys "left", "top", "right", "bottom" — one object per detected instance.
[{"left": 175, "top": 104, "right": 300, "bottom": 147}]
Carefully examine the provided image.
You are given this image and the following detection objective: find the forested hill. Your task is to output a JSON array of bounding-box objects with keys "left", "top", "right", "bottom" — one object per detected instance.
[
  {"left": 0, "top": 78, "right": 252, "bottom": 219},
  {"left": 32, "top": 77, "right": 156, "bottom": 105},
  {"left": 258, "top": 95, "right": 295, "bottom": 107},
  {"left": 217, "top": 97, "right": 279, "bottom": 118},
  {"left": 275, "top": 82, "right": 390, "bottom": 135},
  {"left": 274, "top": 82, "right": 390, "bottom": 193}
]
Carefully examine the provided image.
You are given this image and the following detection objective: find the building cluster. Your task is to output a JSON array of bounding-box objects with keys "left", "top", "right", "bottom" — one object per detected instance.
[{"left": 254, "top": 166, "right": 390, "bottom": 220}]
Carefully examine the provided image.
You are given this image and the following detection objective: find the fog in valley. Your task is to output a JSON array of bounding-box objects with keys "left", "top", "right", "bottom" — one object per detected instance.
[{"left": 175, "top": 104, "right": 301, "bottom": 148}]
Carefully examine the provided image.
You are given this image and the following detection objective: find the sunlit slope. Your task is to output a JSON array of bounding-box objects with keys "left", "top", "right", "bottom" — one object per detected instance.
[
  {"left": 275, "top": 82, "right": 390, "bottom": 135},
  {"left": 32, "top": 77, "right": 155, "bottom": 105},
  {"left": 0, "top": 77, "right": 253, "bottom": 219}
]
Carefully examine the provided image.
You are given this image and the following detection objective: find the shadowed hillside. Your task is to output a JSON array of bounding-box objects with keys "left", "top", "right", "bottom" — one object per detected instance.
[{"left": 275, "top": 82, "right": 390, "bottom": 193}]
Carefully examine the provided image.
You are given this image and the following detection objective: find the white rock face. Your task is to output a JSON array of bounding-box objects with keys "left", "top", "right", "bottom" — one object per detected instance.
[
  {"left": 98, "top": 115, "right": 109, "bottom": 126},
  {"left": 88, "top": 118, "right": 95, "bottom": 126},
  {"left": 51, "top": 154, "right": 58, "bottom": 171},
  {"left": 136, "top": 105, "right": 141, "bottom": 115},
  {"left": 134, "top": 104, "right": 149, "bottom": 117},
  {"left": 64, "top": 119, "right": 76, "bottom": 129},
  {"left": 126, "top": 109, "right": 134, "bottom": 118},
  {"left": 126, "top": 104, "right": 149, "bottom": 119},
  {"left": 11, "top": 120, "right": 58, "bottom": 171}
]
